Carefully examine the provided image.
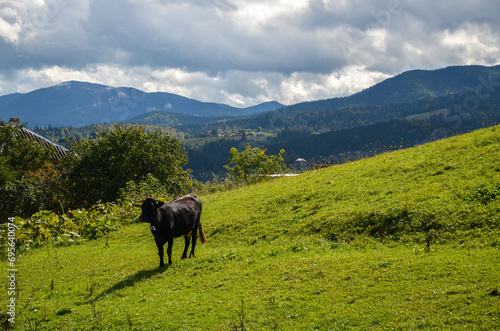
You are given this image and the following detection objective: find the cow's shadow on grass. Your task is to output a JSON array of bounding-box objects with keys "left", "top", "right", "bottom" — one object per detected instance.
[{"left": 91, "top": 266, "right": 167, "bottom": 302}]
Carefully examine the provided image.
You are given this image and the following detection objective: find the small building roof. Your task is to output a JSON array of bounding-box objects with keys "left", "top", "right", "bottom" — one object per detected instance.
[{"left": 18, "top": 128, "right": 69, "bottom": 160}]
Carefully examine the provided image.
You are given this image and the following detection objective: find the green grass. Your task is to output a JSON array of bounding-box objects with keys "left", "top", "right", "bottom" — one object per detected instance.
[
  {"left": 2, "top": 125, "right": 500, "bottom": 330},
  {"left": 405, "top": 108, "right": 448, "bottom": 121}
]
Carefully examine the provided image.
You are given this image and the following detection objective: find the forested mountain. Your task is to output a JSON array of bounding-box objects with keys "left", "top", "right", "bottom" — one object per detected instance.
[
  {"left": 177, "top": 65, "right": 500, "bottom": 136},
  {"left": 131, "top": 65, "right": 500, "bottom": 133},
  {"left": 126, "top": 101, "right": 286, "bottom": 127},
  {"left": 186, "top": 85, "right": 500, "bottom": 176},
  {"left": 128, "top": 111, "right": 229, "bottom": 127},
  {"left": 274, "top": 65, "right": 500, "bottom": 116}
]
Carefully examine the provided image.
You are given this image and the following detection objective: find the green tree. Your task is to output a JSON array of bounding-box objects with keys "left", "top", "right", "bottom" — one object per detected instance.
[
  {"left": 0, "top": 157, "right": 15, "bottom": 186},
  {"left": 0, "top": 121, "right": 67, "bottom": 217},
  {"left": 224, "top": 143, "right": 286, "bottom": 183},
  {"left": 62, "top": 124, "right": 191, "bottom": 206},
  {"left": 0, "top": 121, "right": 54, "bottom": 174},
  {"left": 1, "top": 162, "right": 66, "bottom": 217}
]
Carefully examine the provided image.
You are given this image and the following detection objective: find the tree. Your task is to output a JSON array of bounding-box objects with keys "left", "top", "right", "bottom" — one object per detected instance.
[
  {"left": 224, "top": 143, "right": 286, "bottom": 183},
  {"left": 1, "top": 161, "right": 66, "bottom": 217},
  {"left": 62, "top": 124, "right": 191, "bottom": 206},
  {"left": 0, "top": 121, "right": 67, "bottom": 217},
  {"left": 0, "top": 120, "right": 54, "bottom": 175},
  {"left": 0, "top": 157, "right": 15, "bottom": 186}
]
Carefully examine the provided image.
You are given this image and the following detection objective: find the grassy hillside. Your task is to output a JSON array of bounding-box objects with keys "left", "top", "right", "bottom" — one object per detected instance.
[{"left": 2, "top": 126, "right": 500, "bottom": 330}]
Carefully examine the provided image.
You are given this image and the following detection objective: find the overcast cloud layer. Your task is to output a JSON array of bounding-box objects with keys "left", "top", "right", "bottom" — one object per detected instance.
[{"left": 1, "top": 0, "right": 499, "bottom": 107}]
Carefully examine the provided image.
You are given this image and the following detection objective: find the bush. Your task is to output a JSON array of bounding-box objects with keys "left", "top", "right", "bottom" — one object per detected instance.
[
  {"left": 0, "top": 157, "right": 15, "bottom": 186},
  {"left": 62, "top": 124, "right": 192, "bottom": 207},
  {"left": 0, "top": 201, "right": 139, "bottom": 256},
  {"left": 0, "top": 162, "right": 67, "bottom": 218},
  {"left": 224, "top": 143, "right": 287, "bottom": 183},
  {"left": 119, "top": 173, "right": 174, "bottom": 202},
  {"left": 0, "top": 121, "right": 54, "bottom": 174},
  {"left": 0, "top": 121, "right": 68, "bottom": 218}
]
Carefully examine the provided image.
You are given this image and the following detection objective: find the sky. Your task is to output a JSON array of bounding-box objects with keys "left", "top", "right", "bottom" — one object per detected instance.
[{"left": 1, "top": 0, "right": 499, "bottom": 107}]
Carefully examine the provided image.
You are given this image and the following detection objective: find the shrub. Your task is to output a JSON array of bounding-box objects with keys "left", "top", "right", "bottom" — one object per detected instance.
[
  {"left": 119, "top": 173, "right": 174, "bottom": 202},
  {"left": 224, "top": 143, "right": 287, "bottom": 183},
  {"left": 0, "top": 157, "right": 15, "bottom": 186},
  {"left": 61, "top": 124, "right": 192, "bottom": 207},
  {"left": 0, "top": 121, "right": 69, "bottom": 218},
  {"left": 0, "top": 201, "right": 139, "bottom": 256},
  {"left": 0, "top": 121, "right": 54, "bottom": 174},
  {"left": 0, "top": 162, "right": 68, "bottom": 218}
]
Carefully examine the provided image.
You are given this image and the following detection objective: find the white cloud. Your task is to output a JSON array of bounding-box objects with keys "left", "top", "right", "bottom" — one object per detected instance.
[
  {"left": 439, "top": 23, "right": 500, "bottom": 65},
  {"left": 0, "top": 6, "right": 22, "bottom": 44},
  {"left": 227, "top": 0, "right": 308, "bottom": 27}
]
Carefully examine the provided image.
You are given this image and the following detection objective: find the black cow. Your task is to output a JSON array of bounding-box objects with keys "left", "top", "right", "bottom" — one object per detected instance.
[{"left": 136, "top": 194, "right": 206, "bottom": 268}]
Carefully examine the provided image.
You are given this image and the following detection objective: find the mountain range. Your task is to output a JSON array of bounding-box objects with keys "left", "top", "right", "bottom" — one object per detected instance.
[
  {"left": 1, "top": 65, "right": 499, "bottom": 130},
  {"left": 0, "top": 81, "right": 284, "bottom": 127},
  {"left": 124, "top": 65, "right": 500, "bottom": 131},
  {"left": 272, "top": 64, "right": 500, "bottom": 116}
]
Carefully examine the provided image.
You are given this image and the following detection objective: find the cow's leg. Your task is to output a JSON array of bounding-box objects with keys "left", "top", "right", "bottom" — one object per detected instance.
[
  {"left": 189, "top": 224, "right": 198, "bottom": 258},
  {"left": 167, "top": 238, "right": 174, "bottom": 265},
  {"left": 182, "top": 236, "right": 190, "bottom": 259},
  {"left": 156, "top": 240, "right": 165, "bottom": 268}
]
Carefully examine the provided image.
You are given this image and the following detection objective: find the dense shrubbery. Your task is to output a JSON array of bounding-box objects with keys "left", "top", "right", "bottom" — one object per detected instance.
[
  {"left": 0, "top": 201, "right": 140, "bottom": 257},
  {"left": 61, "top": 124, "right": 191, "bottom": 207},
  {"left": 0, "top": 157, "right": 15, "bottom": 186},
  {"left": 1, "top": 121, "right": 66, "bottom": 219},
  {"left": 0, "top": 122, "right": 191, "bottom": 217},
  {"left": 118, "top": 173, "right": 175, "bottom": 203},
  {"left": 0, "top": 121, "right": 54, "bottom": 173},
  {"left": 1, "top": 162, "right": 68, "bottom": 218},
  {"left": 225, "top": 143, "right": 287, "bottom": 183}
]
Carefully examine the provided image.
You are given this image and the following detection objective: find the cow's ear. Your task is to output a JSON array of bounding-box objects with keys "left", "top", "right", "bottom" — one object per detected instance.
[
  {"left": 132, "top": 199, "right": 145, "bottom": 208},
  {"left": 155, "top": 201, "right": 165, "bottom": 208}
]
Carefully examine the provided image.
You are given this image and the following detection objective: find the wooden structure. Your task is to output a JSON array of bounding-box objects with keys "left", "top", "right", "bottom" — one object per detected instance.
[{"left": 9, "top": 118, "right": 68, "bottom": 160}]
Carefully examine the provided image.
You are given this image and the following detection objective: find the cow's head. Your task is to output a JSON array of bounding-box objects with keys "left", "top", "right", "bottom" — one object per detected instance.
[{"left": 135, "top": 198, "right": 164, "bottom": 223}]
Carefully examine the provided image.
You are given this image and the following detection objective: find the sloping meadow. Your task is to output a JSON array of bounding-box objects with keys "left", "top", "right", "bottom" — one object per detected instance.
[
  {"left": 1, "top": 125, "right": 499, "bottom": 330},
  {"left": 203, "top": 125, "right": 500, "bottom": 246}
]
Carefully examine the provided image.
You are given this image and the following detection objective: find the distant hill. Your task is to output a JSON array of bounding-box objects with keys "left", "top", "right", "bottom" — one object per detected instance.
[
  {"left": 127, "top": 101, "right": 286, "bottom": 127},
  {"left": 0, "top": 81, "right": 284, "bottom": 127},
  {"left": 275, "top": 65, "right": 500, "bottom": 116},
  {"left": 184, "top": 65, "right": 500, "bottom": 134},
  {"left": 128, "top": 111, "right": 230, "bottom": 127},
  {"left": 0, "top": 92, "right": 22, "bottom": 109},
  {"left": 242, "top": 101, "right": 284, "bottom": 114}
]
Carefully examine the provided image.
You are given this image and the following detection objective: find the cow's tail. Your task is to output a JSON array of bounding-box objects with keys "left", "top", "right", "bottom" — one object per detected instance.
[{"left": 199, "top": 223, "right": 207, "bottom": 243}]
